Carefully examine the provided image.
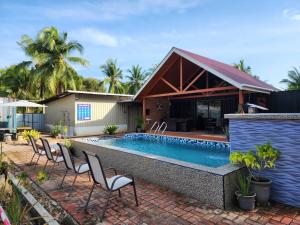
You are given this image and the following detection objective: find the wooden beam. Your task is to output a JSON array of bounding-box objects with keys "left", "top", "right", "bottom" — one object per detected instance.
[
  {"left": 142, "top": 98, "right": 146, "bottom": 128},
  {"left": 239, "top": 90, "right": 244, "bottom": 105},
  {"left": 180, "top": 57, "right": 183, "bottom": 91},
  {"left": 140, "top": 55, "right": 180, "bottom": 98},
  {"left": 161, "top": 78, "right": 179, "bottom": 92},
  {"left": 206, "top": 71, "right": 209, "bottom": 88},
  {"left": 184, "top": 69, "right": 206, "bottom": 91},
  {"left": 146, "top": 86, "right": 237, "bottom": 98},
  {"left": 170, "top": 91, "right": 239, "bottom": 100}
]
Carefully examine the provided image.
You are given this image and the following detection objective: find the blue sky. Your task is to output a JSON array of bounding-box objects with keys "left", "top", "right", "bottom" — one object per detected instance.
[{"left": 1, "top": 0, "right": 300, "bottom": 89}]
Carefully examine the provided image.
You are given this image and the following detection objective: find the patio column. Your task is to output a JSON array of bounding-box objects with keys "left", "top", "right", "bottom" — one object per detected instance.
[
  {"left": 238, "top": 90, "right": 244, "bottom": 113},
  {"left": 142, "top": 98, "right": 146, "bottom": 129}
]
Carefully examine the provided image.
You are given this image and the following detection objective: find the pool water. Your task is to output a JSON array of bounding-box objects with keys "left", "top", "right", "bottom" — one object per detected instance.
[{"left": 93, "top": 135, "right": 230, "bottom": 168}]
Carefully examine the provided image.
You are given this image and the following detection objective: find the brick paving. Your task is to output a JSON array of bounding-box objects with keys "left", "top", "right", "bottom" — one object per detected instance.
[{"left": 2, "top": 139, "right": 300, "bottom": 225}]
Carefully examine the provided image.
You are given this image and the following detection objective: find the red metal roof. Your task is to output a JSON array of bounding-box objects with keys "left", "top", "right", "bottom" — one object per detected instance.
[{"left": 175, "top": 47, "right": 278, "bottom": 92}]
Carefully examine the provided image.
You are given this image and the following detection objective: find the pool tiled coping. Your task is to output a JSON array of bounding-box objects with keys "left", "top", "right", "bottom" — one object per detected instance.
[{"left": 76, "top": 133, "right": 237, "bottom": 176}]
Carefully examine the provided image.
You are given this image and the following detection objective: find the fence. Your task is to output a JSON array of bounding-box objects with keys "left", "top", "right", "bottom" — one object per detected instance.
[{"left": 16, "top": 113, "right": 45, "bottom": 131}]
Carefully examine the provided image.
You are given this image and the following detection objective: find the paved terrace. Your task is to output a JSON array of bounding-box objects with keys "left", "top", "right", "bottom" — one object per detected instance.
[{"left": 2, "top": 138, "right": 300, "bottom": 225}]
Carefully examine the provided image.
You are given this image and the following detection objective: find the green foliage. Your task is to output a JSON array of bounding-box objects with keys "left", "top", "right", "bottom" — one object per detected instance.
[
  {"left": 36, "top": 170, "right": 48, "bottom": 184},
  {"left": 100, "top": 59, "right": 124, "bottom": 94},
  {"left": 126, "top": 65, "right": 147, "bottom": 94},
  {"left": 104, "top": 125, "right": 118, "bottom": 135},
  {"left": 21, "top": 130, "right": 40, "bottom": 142},
  {"left": 236, "top": 172, "right": 252, "bottom": 196},
  {"left": 16, "top": 171, "right": 28, "bottom": 186},
  {"left": 64, "top": 138, "right": 72, "bottom": 149},
  {"left": 230, "top": 142, "right": 280, "bottom": 179},
  {"left": 51, "top": 123, "right": 62, "bottom": 137},
  {"left": 280, "top": 67, "right": 300, "bottom": 90},
  {"left": 0, "top": 154, "right": 9, "bottom": 181}
]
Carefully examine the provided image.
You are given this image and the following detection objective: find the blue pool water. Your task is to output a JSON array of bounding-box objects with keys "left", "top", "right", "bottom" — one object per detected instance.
[{"left": 88, "top": 134, "right": 230, "bottom": 168}]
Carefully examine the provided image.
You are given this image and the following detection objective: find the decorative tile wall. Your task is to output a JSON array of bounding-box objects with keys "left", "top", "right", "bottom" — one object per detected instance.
[{"left": 230, "top": 119, "right": 300, "bottom": 208}]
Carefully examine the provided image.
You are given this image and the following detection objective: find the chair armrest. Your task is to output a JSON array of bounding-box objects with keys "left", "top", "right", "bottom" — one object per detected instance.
[
  {"left": 110, "top": 174, "right": 135, "bottom": 190},
  {"left": 104, "top": 167, "right": 117, "bottom": 175}
]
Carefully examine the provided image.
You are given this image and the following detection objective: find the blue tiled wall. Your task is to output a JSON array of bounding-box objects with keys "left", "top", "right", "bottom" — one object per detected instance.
[{"left": 230, "top": 119, "right": 300, "bottom": 208}]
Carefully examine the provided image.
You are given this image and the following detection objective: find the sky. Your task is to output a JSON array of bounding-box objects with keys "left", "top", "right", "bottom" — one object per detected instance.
[{"left": 1, "top": 0, "right": 300, "bottom": 89}]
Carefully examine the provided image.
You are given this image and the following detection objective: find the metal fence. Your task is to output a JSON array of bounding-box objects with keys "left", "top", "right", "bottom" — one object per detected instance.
[{"left": 16, "top": 113, "right": 45, "bottom": 131}]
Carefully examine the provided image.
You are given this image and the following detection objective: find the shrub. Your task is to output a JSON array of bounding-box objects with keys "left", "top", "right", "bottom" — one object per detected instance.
[
  {"left": 136, "top": 116, "right": 144, "bottom": 129},
  {"left": 51, "top": 124, "right": 62, "bottom": 137},
  {"left": 230, "top": 142, "right": 280, "bottom": 181},
  {"left": 236, "top": 172, "right": 252, "bottom": 196},
  {"left": 64, "top": 138, "right": 72, "bottom": 149},
  {"left": 104, "top": 125, "right": 118, "bottom": 135},
  {"left": 22, "top": 130, "right": 40, "bottom": 142}
]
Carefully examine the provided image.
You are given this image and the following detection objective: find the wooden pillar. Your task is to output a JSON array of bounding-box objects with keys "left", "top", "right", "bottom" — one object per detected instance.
[
  {"left": 206, "top": 71, "right": 209, "bottom": 88},
  {"left": 180, "top": 57, "right": 183, "bottom": 91},
  {"left": 142, "top": 98, "right": 146, "bottom": 129},
  {"left": 238, "top": 90, "right": 244, "bottom": 113}
]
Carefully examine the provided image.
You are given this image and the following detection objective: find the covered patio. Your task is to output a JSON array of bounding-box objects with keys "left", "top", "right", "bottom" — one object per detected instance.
[{"left": 134, "top": 48, "right": 277, "bottom": 134}]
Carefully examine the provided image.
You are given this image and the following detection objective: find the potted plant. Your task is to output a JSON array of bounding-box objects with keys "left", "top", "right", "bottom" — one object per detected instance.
[
  {"left": 51, "top": 124, "right": 62, "bottom": 138},
  {"left": 230, "top": 143, "right": 280, "bottom": 206},
  {"left": 235, "top": 172, "right": 256, "bottom": 210},
  {"left": 136, "top": 117, "right": 144, "bottom": 133},
  {"left": 222, "top": 126, "right": 229, "bottom": 141},
  {"left": 103, "top": 125, "right": 118, "bottom": 136}
]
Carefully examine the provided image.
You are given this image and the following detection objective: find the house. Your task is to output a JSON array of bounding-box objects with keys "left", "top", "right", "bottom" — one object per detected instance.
[
  {"left": 40, "top": 90, "right": 140, "bottom": 136},
  {"left": 134, "top": 47, "right": 278, "bottom": 132}
]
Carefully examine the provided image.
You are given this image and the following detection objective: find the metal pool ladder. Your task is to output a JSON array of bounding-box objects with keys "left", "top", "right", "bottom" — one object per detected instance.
[
  {"left": 150, "top": 121, "right": 160, "bottom": 133},
  {"left": 158, "top": 121, "right": 168, "bottom": 134}
]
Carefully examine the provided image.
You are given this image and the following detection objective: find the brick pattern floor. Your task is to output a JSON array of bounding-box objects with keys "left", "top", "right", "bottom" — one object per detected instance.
[{"left": 2, "top": 140, "right": 300, "bottom": 225}]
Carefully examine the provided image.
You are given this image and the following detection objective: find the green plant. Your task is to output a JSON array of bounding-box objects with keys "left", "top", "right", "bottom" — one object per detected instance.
[
  {"left": 230, "top": 142, "right": 280, "bottom": 181},
  {"left": 36, "top": 170, "right": 48, "bottom": 184},
  {"left": 16, "top": 171, "right": 28, "bottom": 187},
  {"left": 236, "top": 172, "right": 252, "bottom": 196},
  {"left": 136, "top": 116, "right": 144, "bottom": 129},
  {"left": 0, "top": 154, "right": 9, "bottom": 181},
  {"left": 21, "top": 130, "right": 40, "bottom": 142},
  {"left": 64, "top": 138, "right": 72, "bottom": 149},
  {"left": 51, "top": 123, "right": 62, "bottom": 137},
  {"left": 222, "top": 126, "right": 229, "bottom": 141},
  {"left": 104, "top": 125, "right": 118, "bottom": 135}
]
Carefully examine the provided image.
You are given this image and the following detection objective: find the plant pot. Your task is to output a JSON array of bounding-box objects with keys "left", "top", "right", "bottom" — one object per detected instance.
[
  {"left": 250, "top": 177, "right": 272, "bottom": 205},
  {"left": 235, "top": 191, "right": 256, "bottom": 210}
]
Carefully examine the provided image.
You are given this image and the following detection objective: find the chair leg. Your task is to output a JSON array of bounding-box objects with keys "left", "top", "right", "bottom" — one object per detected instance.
[
  {"left": 118, "top": 189, "right": 121, "bottom": 198},
  {"left": 85, "top": 183, "right": 95, "bottom": 212},
  {"left": 60, "top": 169, "right": 68, "bottom": 189},
  {"left": 88, "top": 171, "right": 91, "bottom": 182},
  {"left": 72, "top": 174, "right": 78, "bottom": 187},
  {"left": 43, "top": 159, "right": 48, "bottom": 171},
  {"left": 132, "top": 182, "right": 139, "bottom": 207},
  {"left": 29, "top": 153, "right": 36, "bottom": 165},
  {"left": 100, "top": 190, "right": 112, "bottom": 222},
  {"left": 34, "top": 155, "right": 41, "bottom": 168}
]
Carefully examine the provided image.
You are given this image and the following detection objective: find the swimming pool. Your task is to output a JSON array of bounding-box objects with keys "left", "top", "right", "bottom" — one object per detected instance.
[
  {"left": 72, "top": 134, "right": 238, "bottom": 209},
  {"left": 85, "top": 133, "right": 230, "bottom": 168}
]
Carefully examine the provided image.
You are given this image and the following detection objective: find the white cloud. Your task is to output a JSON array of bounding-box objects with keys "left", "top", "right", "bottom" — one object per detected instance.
[
  {"left": 77, "top": 28, "right": 118, "bottom": 47},
  {"left": 282, "top": 8, "right": 300, "bottom": 21},
  {"left": 43, "top": 0, "right": 203, "bottom": 21}
]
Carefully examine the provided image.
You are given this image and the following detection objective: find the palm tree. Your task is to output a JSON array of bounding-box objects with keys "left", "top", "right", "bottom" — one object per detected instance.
[
  {"left": 126, "top": 65, "right": 146, "bottom": 94},
  {"left": 0, "top": 62, "right": 38, "bottom": 99},
  {"left": 82, "top": 77, "right": 105, "bottom": 92},
  {"left": 233, "top": 59, "right": 252, "bottom": 74},
  {"left": 19, "top": 26, "right": 88, "bottom": 98},
  {"left": 100, "top": 59, "right": 124, "bottom": 94},
  {"left": 281, "top": 67, "right": 300, "bottom": 90}
]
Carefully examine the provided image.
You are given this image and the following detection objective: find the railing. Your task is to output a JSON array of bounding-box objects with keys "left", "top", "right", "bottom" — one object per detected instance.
[
  {"left": 150, "top": 121, "right": 159, "bottom": 133},
  {"left": 158, "top": 122, "right": 168, "bottom": 134}
]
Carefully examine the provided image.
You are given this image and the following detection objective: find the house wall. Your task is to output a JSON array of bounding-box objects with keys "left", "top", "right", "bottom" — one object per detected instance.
[
  {"left": 44, "top": 94, "right": 75, "bottom": 135},
  {"left": 74, "top": 94, "right": 129, "bottom": 136},
  {"left": 145, "top": 98, "right": 169, "bottom": 130}
]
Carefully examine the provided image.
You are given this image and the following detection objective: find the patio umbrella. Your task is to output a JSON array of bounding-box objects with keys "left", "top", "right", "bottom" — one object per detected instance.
[{"left": 0, "top": 100, "right": 47, "bottom": 130}]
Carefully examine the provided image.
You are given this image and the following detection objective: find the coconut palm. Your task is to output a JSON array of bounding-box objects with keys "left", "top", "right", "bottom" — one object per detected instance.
[
  {"left": 100, "top": 59, "right": 124, "bottom": 93},
  {"left": 281, "top": 67, "right": 300, "bottom": 90},
  {"left": 19, "top": 26, "right": 88, "bottom": 98},
  {"left": 126, "top": 65, "right": 146, "bottom": 94},
  {"left": 82, "top": 77, "right": 105, "bottom": 92},
  {"left": 0, "top": 62, "right": 38, "bottom": 99},
  {"left": 233, "top": 59, "right": 252, "bottom": 74}
]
